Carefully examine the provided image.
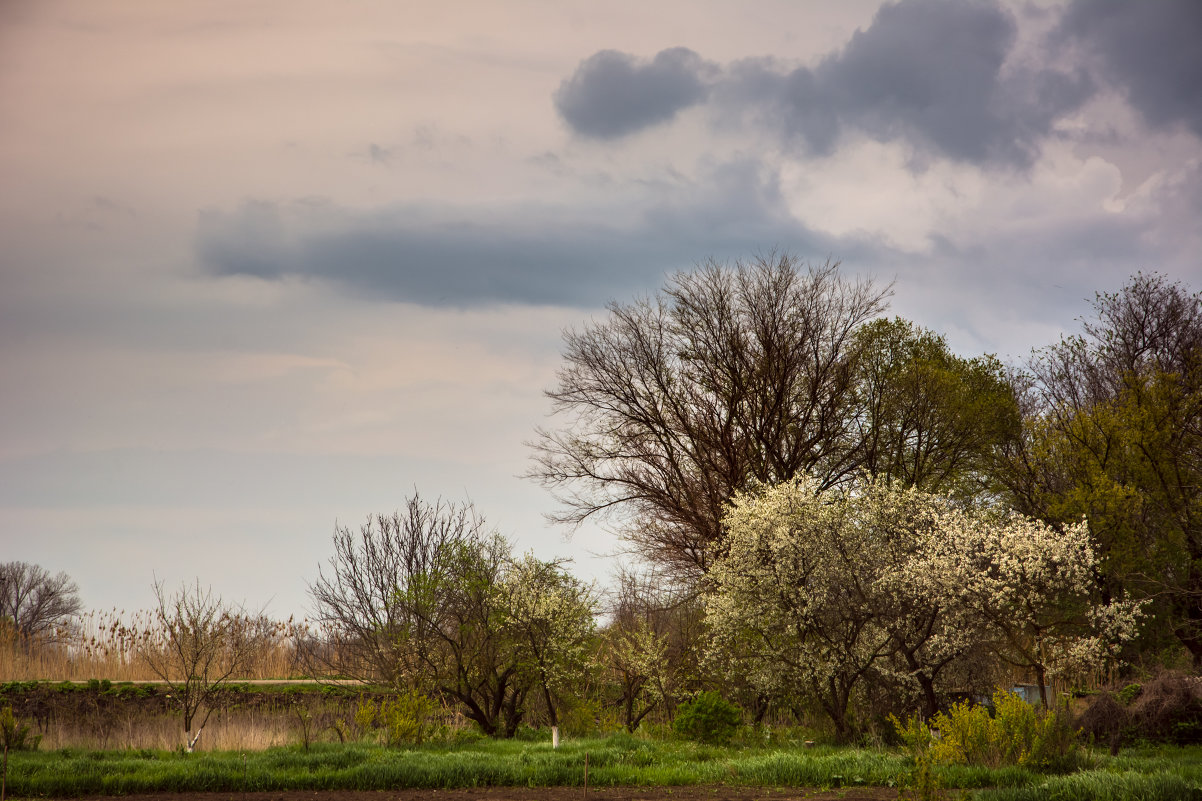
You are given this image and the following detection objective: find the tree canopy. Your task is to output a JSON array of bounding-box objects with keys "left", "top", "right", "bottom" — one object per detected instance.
[
  {"left": 531, "top": 253, "right": 1018, "bottom": 581},
  {"left": 996, "top": 273, "right": 1202, "bottom": 664}
]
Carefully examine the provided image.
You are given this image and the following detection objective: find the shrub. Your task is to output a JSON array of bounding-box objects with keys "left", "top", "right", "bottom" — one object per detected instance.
[
  {"left": 379, "top": 691, "right": 437, "bottom": 746},
  {"left": 1075, "top": 692, "right": 1128, "bottom": 754},
  {"left": 1079, "top": 670, "right": 1202, "bottom": 751},
  {"left": 672, "top": 691, "right": 741, "bottom": 745},
  {"left": 0, "top": 705, "right": 40, "bottom": 752},
  {"left": 892, "top": 689, "right": 1077, "bottom": 770},
  {"left": 1127, "top": 671, "right": 1202, "bottom": 744}
]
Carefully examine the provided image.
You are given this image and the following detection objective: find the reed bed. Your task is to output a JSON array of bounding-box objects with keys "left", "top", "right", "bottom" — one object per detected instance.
[
  {"left": 0, "top": 609, "right": 307, "bottom": 681},
  {"left": 31, "top": 706, "right": 298, "bottom": 752}
]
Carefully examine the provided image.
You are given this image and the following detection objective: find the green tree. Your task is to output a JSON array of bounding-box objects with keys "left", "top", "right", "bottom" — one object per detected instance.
[
  {"left": 997, "top": 273, "right": 1202, "bottom": 664},
  {"left": 601, "top": 568, "right": 703, "bottom": 732},
  {"left": 852, "top": 318, "right": 1019, "bottom": 500},
  {"left": 306, "top": 493, "right": 490, "bottom": 689},
  {"left": 309, "top": 493, "right": 598, "bottom": 737}
]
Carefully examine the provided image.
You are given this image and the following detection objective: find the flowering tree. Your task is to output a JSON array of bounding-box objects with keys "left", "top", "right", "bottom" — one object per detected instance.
[
  {"left": 601, "top": 569, "right": 702, "bottom": 732},
  {"left": 707, "top": 476, "right": 899, "bottom": 740},
  {"left": 919, "top": 510, "right": 1144, "bottom": 707},
  {"left": 708, "top": 476, "right": 1142, "bottom": 738},
  {"left": 502, "top": 554, "right": 597, "bottom": 729}
]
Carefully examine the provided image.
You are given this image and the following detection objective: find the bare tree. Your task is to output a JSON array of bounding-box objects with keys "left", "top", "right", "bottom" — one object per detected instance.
[
  {"left": 529, "top": 254, "right": 891, "bottom": 579},
  {"left": 0, "top": 562, "right": 83, "bottom": 640},
  {"left": 306, "top": 493, "right": 490, "bottom": 687},
  {"left": 141, "top": 580, "right": 260, "bottom": 751}
]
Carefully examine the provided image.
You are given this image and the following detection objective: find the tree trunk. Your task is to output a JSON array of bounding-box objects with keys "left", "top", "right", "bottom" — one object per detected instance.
[
  {"left": 915, "top": 673, "right": 940, "bottom": 720},
  {"left": 1034, "top": 664, "right": 1049, "bottom": 710}
]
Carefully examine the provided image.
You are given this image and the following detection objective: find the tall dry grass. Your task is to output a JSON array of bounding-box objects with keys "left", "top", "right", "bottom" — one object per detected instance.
[{"left": 0, "top": 609, "right": 309, "bottom": 681}]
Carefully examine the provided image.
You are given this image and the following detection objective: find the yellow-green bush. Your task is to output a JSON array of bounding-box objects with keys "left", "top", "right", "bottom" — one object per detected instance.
[
  {"left": 379, "top": 690, "right": 437, "bottom": 746},
  {"left": 892, "top": 689, "right": 1077, "bottom": 770}
]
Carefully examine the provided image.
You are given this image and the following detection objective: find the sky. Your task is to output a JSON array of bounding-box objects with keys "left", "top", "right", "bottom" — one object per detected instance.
[{"left": 1, "top": 0, "right": 1200, "bottom": 621}]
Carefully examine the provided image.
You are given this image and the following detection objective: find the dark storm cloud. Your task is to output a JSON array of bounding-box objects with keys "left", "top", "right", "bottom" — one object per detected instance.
[
  {"left": 553, "top": 47, "right": 717, "bottom": 139},
  {"left": 803, "top": 0, "right": 1091, "bottom": 165},
  {"left": 1059, "top": 0, "right": 1202, "bottom": 139},
  {"left": 558, "top": 0, "right": 1092, "bottom": 167},
  {"left": 196, "top": 161, "right": 830, "bottom": 307}
]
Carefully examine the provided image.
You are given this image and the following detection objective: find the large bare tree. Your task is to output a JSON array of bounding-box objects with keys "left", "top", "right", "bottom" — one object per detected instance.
[
  {"left": 529, "top": 254, "right": 891, "bottom": 578},
  {"left": 0, "top": 562, "right": 82, "bottom": 640}
]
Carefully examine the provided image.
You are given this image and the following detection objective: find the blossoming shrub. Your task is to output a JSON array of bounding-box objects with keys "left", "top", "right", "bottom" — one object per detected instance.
[{"left": 893, "top": 690, "right": 1078, "bottom": 770}]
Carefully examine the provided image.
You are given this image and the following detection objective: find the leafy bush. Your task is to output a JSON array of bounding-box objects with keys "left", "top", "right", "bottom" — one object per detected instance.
[
  {"left": 892, "top": 689, "right": 1077, "bottom": 770},
  {"left": 672, "top": 691, "right": 741, "bottom": 745},
  {"left": 1115, "top": 682, "right": 1142, "bottom": 706},
  {"left": 380, "top": 691, "right": 437, "bottom": 746},
  {"left": 0, "top": 705, "right": 40, "bottom": 752}
]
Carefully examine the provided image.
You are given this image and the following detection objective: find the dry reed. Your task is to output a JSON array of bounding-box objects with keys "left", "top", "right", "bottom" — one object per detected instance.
[{"left": 0, "top": 609, "right": 308, "bottom": 682}]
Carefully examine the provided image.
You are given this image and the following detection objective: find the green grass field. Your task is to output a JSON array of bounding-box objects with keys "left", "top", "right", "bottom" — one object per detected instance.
[{"left": 6, "top": 735, "right": 1202, "bottom": 799}]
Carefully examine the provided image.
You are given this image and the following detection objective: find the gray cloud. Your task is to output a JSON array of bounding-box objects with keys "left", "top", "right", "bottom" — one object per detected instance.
[
  {"left": 196, "top": 161, "right": 829, "bottom": 307},
  {"left": 558, "top": 0, "right": 1093, "bottom": 168},
  {"left": 554, "top": 47, "right": 716, "bottom": 139},
  {"left": 811, "top": 0, "right": 1090, "bottom": 165},
  {"left": 1059, "top": 0, "right": 1202, "bottom": 139}
]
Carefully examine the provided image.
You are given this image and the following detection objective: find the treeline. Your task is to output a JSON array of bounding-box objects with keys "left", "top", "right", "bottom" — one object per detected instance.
[
  {"left": 5, "top": 254, "right": 1201, "bottom": 746},
  {"left": 311, "top": 255, "right": 1202, "bottom": 742}
]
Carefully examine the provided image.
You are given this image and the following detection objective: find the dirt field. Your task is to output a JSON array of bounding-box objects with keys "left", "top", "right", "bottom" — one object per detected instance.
[{"left": 73, "top": 787, "right": 904, "bottom": 801}]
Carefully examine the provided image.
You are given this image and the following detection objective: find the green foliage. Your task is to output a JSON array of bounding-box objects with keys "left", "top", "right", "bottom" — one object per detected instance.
[
  {"left": 893, "top": 690, "right": 1078, "bottom": 771},
  {"left": 672, "top": 692, "right": 741, "bottom": 745},
  {"left": 1115, "top": 683, "right": 1142, "bottom": 706},
  {"left": 353, "top": 697, "right": 377, "bottom": 737},
  {"left": 379, "top": 691, "right": 437, "bottom": 746},
  {"left": 0, "top": 705, "right": 40, "bottom": 752}
]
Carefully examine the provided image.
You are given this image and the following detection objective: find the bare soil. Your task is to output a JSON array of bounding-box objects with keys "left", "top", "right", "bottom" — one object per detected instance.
[{"left": 73, "top": 787, "right": 904, "bottom": 801}]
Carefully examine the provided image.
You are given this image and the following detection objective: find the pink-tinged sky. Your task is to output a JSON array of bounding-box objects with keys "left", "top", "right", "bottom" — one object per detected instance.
[{"left": 1, "top": 0, "right": 1199, "bottom": 618}]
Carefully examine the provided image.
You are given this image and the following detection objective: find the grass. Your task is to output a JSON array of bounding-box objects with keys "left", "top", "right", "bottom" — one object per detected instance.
[
  {"left": 973, "top": 745, "right": 1202, "bottom": 801},
  {"left": 8, "top": 738, "right": 1202, "bottom": 798},
  {"left": 0, "top": 735, "right": 960, "bottom": 796},
  {"left": 4, "top": 711, "right": 1196, "bottom": 797}
]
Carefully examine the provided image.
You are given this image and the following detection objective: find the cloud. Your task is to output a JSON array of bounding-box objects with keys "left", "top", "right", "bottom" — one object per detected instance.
[
  {"left": 553, "top": 47, "right": 716, "bottom": 139},
  {"left": 1059, "top": 0, "right": 1202, "bottom": 139},
  {"left": 558, "top": 0, "right": 1092, "bottom": 168},
  {"left": 196, "top": 160, "right": 829, "bottom": 307}
]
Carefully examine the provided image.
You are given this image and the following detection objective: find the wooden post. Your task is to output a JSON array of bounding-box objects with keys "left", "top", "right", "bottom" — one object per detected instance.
[{"left": 584, "top": 751, "right": 589, "bottom": 800}]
